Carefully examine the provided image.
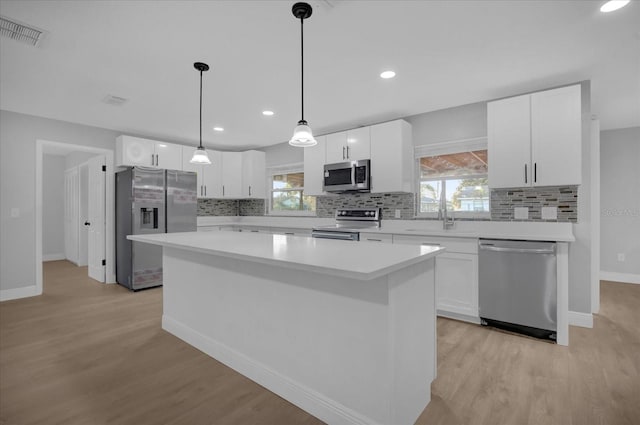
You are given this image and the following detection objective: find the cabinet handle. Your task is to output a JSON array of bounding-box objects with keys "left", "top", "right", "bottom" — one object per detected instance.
[
  {"left": 151, "top": 154, "right": 155, "bottom": 166},
  {"left": 249, "top": 186, "right": 252, "bottom": 196},
  {"left": 534, "top": 162, "right": 537, "bottom": 183},
  {"left": 367, "top": 238, "right": 382, "bottom": 242},
  {"left": 524, "top": 164, "right": 528, "bottom": 184},
  {"left": 200, "top": 185, "right": 203, "bottom": 196},
  {"left": 342, "top": 146, "right": 346, "bottom": 160},
  {"left": 204, "top": 185, "right": 207, "bottom": 196},
  {"left": 223, "top": 185, "right": 225, "bottom": 196},
  {"left": 346, "top": 146, "right": 350, "bottom": 159},
  {"left": 284, "top": 232, "right": 295, "bottom": 235}
]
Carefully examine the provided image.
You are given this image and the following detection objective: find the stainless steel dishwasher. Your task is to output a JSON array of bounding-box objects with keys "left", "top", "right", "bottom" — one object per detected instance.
[{"left": 478, "top": 239, "right": 557, "bottom": 341}]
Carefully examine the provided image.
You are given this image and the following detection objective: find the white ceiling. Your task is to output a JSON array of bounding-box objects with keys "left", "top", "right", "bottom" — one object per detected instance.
[{"left": 1, "top": 0, "right": 638, "bottom": 151}]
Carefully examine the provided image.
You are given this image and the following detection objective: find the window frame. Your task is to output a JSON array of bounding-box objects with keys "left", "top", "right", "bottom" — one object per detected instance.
[
  {"left": 266, "top": 163, "right": 316, "bottom": 217},
  {"left": 414, "top": 137, "right": 490, "bottom": 219}
]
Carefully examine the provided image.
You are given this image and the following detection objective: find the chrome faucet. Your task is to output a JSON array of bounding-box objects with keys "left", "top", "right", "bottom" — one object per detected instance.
[{"left": 438, "top": 206, "right": 455, "bottom": 230}]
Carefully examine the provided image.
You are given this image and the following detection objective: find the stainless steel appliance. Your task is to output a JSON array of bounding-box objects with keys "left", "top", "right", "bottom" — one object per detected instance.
[
  {"left": 323, "top": 159, "right": 370, "bottom": 193},
  {"left": 116, "top": 167, "right": 197, "bottom": 290},
  {"left": 478, "top": 239, "right": 557, "bottom": 341},
  {"left": 312, "top": 208, "right": 381, "bottom": 241}
]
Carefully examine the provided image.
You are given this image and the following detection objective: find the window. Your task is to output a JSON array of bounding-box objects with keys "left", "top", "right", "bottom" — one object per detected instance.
[
  {"left": 268, "top": 166, "right": 316, "bottom": 215},
  {"left": 416, "top": 140, "right": 489, "bottom": 218}
]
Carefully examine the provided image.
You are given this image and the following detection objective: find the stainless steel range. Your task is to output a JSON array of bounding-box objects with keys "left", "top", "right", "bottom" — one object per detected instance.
[{"left": 311, "top": 208, "right": 381, "bottom": 241}]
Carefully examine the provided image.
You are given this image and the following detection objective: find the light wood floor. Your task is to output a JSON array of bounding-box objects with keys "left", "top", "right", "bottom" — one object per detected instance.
[{"left": 1, "top": 261, "right": 638, "bottom": 425}]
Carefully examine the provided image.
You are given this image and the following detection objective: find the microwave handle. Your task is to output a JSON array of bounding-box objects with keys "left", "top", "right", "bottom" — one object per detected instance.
[{"left": 351, "top": 164, "right": 356, "bottom": 186}]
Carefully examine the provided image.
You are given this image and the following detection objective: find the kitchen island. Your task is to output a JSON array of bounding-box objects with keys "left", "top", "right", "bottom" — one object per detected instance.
[{"left": 128, "top": 231, "right": 444, "bottom": 425}]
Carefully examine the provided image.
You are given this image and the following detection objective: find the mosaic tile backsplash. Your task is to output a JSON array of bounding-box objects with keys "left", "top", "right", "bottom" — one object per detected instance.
[
  {"left": 315, "top": 193, "right": 415, "bottom": 220},
  {"left": 490, "top": 186, "right": 578, "bottom": 222},
  {"left": 198, "top": 199, "right": 265, "bottom": 216},
  {"left": 198, "top": 187, "right": 579, "bottom": 222}
]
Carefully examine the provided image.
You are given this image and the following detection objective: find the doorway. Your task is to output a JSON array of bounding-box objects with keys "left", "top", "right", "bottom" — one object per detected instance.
[{"left": 36, "top": 139, "right": 116, "bottom": 293}]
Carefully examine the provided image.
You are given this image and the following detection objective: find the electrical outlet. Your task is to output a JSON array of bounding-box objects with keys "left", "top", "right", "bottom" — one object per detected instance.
[
  {"left": 617, "top": 253, "right": 625, "bottom": 262},
  {"left": 395, "top": 209, "right": 402, "bottom": 219},
  {"left": 541, "top": 206, "right": 558, "bottom": 220},
  {"left": 514, "top": 207, "right": 529, "bottom": 220}
]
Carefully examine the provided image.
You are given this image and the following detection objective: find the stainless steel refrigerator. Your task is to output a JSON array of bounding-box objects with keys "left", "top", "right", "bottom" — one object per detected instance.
[{"left": 116, "top": 167, "right": 197, "bottom": 291}]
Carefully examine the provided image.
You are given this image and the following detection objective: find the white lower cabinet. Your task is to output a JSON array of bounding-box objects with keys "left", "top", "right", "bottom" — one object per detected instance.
[{"left": 392, "top": 234, "right": 479, "bottom": 323}]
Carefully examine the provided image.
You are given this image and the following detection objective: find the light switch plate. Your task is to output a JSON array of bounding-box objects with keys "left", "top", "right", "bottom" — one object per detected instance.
[
  {"left": 514, "top": 207, "right": 529, "bottom": 220},
  {"left": 542, "top": 206, "right": 558, "bottom": 220}
]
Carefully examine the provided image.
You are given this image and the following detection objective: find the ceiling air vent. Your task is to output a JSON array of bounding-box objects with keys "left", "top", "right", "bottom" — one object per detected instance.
[
  {"left": 0, "top": 15, "right": 44, "bottom": 47},
  {"left": 102, "top": 95, "right": 129, "bottom": 106}
]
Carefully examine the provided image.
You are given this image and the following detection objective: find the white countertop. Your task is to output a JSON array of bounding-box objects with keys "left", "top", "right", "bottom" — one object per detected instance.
[
  {"left": 197, "top": 216, "right": 575, "bottom": 242},
  {"left": 128, "top": 231, "right": 444, "bottom": 280}
]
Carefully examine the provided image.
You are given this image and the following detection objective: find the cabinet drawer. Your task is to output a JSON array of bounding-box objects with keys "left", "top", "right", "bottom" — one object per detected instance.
[
  {"left": 392, "top": 234, "right": 478, "bottom": 254},
  {"left": 360, "top": 232, "right": 393, "bottom": 243}
]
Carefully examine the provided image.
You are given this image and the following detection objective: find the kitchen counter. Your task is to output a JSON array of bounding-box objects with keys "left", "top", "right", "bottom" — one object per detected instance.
[
  {"left": 128, "top": 231, "right": 443, "bottom": 280},
  {"left": 197, "top": 216, "right": 575, "bottom": 242},
  {"left": 130, "top": 231, "right": 443, "bottom": 425}
]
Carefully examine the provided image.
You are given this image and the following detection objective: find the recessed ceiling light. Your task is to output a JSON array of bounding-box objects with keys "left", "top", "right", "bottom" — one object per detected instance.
[
  {"left": 262, "top": 110, "right": 274, "bottom": 116},
  {"left": 213, "top": 127, "right": 224, "bottom": 132},
  {"left": 380, "top": 70, "right": 396, "bottom": 79},
  {"left": 600, "top": 0, "right": 630, "bottom": 12}
]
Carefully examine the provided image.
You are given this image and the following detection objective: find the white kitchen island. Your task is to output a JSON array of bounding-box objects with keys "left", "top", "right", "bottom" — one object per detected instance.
[{"left": 128, "top": 231, "right": 444, "bottom": 425}]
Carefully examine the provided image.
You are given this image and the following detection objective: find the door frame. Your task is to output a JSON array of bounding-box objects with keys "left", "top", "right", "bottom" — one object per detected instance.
[{"left": 36, "top": 140, "right": 116, "bottom": 292}]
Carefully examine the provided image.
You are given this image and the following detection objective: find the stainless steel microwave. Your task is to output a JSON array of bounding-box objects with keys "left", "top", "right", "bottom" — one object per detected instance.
[{"left": 323, "top": 159, "right": 370, "bottom": 193}]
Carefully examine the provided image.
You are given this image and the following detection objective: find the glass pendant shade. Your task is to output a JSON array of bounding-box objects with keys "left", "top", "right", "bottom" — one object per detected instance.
[
  {"left": 190, "top": 146, "right": 211, "bottom": 164},
  {"left": 289, "top": 120, "right": 317, "bottom": 147}
]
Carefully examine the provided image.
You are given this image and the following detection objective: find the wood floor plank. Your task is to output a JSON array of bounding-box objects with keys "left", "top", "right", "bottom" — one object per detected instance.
[{"left": 1, "top": 261, "right": 639, "bottom": 425}]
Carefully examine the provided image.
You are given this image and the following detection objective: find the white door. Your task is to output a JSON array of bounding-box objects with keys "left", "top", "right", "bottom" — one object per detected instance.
[
  {"left": 77, "top": 163, "right": 89, "bottom": 267},
  {"left": 87, "top": 155, "right": 106, "bottom": 282}
]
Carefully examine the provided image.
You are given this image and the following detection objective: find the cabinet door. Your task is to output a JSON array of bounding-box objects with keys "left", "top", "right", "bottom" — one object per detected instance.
[
  {"left": 117, "top": 136, "right": 154, "bottom": 167},
  {"left": 154, "top": 142, "right": 182, "bottom": 171},
  {"left": 531, "top": 85, "right": 581, "bottom": 186},
  {"left": 202, "top": 151, "right": 223, "bottom": 198},
  {"left": 346, "top": 127, "right": 370, "bottom": 161},
  {"left": 221, "top": 152, "right": 243, "bottom": 197},
  {"left": 325, "top": 131, "right": 348, "bottom": 163},
  {"left": 241, "top": 150, "right": 266, "bottom": 198},
  {"left": 370, "top": 120, "right": 413, "bottom": 193},
  {"left": 303, "top": 135, "right": 326, "bottom": 196},
  {"left": 487, "top": 95, "right": 532, "bottom": 188},
  {"left": 435, "top": 253, "right": 478, "bottom": 320}
]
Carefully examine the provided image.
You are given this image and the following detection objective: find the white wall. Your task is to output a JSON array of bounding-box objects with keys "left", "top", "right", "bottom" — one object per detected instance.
[
  {"left": 600, "top": 127, "right": 640, "bottom": 277},
  {"left": 406, "top": 101, "right": 487, "bottom": 144},
  {"left": 0, "top": 110, "right": 120, "bottom": 292},
  {"left": 42, "top": 154, "right": 66, "bottom": 259}
]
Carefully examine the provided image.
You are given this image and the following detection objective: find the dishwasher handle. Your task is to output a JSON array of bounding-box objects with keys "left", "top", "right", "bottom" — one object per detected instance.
[{"left": 479, "top": 244, "right": 555, "bottom": 255}]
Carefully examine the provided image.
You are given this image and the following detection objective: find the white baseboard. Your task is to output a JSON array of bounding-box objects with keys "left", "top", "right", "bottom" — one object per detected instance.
[
  {"left": 437, "top": 309, "right": 481, "bottom": 325},
  {"left": 162, "top": 315, "right": 377, "bottom": 425},
  {"left": 568, "top": 311, "right": 593, "bottom": 328},
  {"left": 600, "top": 271, "right": 640, "bottom": 284},
  {"left": 0, "top": 285, "right": 41, "bottom": 302},
  {"left": 43, "top": 253, "right": 65, "bottom": 262}
]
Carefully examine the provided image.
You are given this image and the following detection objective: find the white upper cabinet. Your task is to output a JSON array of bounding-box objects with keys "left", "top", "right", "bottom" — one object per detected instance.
[
  {"left": 116, "top": 135, "right": 182, "bottom": 170},
  {"left": 303, "top": 135, "right": 326, "bottom": 196},
  {"left": 221, "top": 152, "right": 243, "bottom": 198},
  {"left": 530, "top": 85, "right": 582, "bottom": 186},
  {"left": 241, "top": 150, "right": 266, "bottom": 198},
  {"left": 325, "top": 127, "right": 371, "bottom": 163},
  {"left": 488, "top": 84, "right": 581, "bottom": 188},
  {"left": 181, "top": 146, "right": 222, "bottom": 198},
  {"left": 369, "top": 119, "right": 413, "bottom": 193}
]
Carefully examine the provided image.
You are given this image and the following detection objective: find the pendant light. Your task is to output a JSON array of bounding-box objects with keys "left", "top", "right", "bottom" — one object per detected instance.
[
  {"left": 190, "top": 62, "right": 212, "bottom": 164},
  {"left": 289, "top": 2, "right": 317, "bottom": 147}
]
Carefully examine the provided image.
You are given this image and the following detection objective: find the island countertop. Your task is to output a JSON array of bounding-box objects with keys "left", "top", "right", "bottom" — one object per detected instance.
[{"left": 128, "top": 231, "right": 444, "bottom": 281}]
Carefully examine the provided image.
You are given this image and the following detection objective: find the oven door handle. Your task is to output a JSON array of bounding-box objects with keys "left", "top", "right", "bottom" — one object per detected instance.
[{"left": 312, "top": 231, "right": 358, "bottom": 240}]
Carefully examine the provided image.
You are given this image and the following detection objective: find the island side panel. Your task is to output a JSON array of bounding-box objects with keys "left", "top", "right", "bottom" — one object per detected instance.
[
  {"left": 387, "top": 258, "right": 436, "bottom": 425},
  {"left": 162, "top": 247, "right": 396, "bottom": 425}
]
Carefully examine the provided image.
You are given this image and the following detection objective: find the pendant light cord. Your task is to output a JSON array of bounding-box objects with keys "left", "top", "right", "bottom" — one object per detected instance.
[
  {"left": 300, "top": 17, "right": 304, "bottom": 122},
  {"left": 199, "top": 69, "right": 203, "bottom": 149}
]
